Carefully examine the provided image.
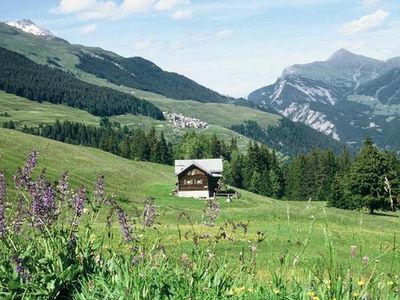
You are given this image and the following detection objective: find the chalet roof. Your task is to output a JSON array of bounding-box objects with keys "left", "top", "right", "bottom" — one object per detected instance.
[{"left": 175, "top": 159, "right": 223, "bottom": 177}]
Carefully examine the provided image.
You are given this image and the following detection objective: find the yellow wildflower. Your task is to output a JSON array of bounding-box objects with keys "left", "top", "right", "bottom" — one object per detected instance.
[
  {"left": 227, "top": 286, "right": 246, "bottom": 296},
  {"left": 353, "top": 292, "right": 360, "bottom": 297},
  {"left": 357, "top": 280, "right": 365, "bottom": 287},
  {"left": 307, "top": 290, "right": 316, "bottom": 297},
  {"left": 273, "top": 287, "right": 280, "bottom": 295},
  {"left": 89, "top": 234, "right": 96, "bottom": 243}
]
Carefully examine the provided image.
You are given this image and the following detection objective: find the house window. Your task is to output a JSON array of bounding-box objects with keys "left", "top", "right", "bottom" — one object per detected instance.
[
  {"left": 196, "top": 179, "right": 204, "bottom": 185},
  {"left": 184, "top": 179, "right": 193, "bottom": 185},
  {"left": 187, "top": 169, "right": 203, "bottom": 176}
]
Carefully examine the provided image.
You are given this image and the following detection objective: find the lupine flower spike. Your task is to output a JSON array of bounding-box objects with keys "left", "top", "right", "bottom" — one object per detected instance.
[
  {"left": 115, "top": 205, "right": 132, "bottom": 242},
  {"left": 0, "top": 172, "right": 6, "bottom": 238}
]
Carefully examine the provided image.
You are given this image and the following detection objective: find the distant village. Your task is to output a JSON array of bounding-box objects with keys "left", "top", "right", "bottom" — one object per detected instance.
[{"left": 163, "top": 111, "right": 208, "bottom": 129}]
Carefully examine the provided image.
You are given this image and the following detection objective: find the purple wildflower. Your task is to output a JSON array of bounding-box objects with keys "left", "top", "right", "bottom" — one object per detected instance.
[
  {"left": 203, "top": 197, "right": 220, "bottom": 227},
  {"left": 74, "top": 186, "right": 87, "bottom": 218},
  {"left": 0, "top": 171, "right": 5, "bottom": 200},
  {"left": 12, "top": 255, "right": 30, "bottom": 281},
  {"left": 115, "top": 206, "right": 132, "bottom": 242},
  {"left": 14, "top": 150, "right": 38, "bottom": 189},
  {"left": 94, "top": 175, "right": 105, "bottom": 201},
  {"left": 13, "top": 196, "right": 25, "bottom": 234},
  {"left": 43, "top": 186, "right": 55, "bottom": 210},
  {"left": 131, "top": 252, "right": 145, "bottom": 266},
  {"left": 0, "top": 172, "right": 6, "bottom": 238},
  {"left": 0, "top": 202, "right": 6, "bottom": 239},
  {"left": 29, "top": 177, "right": 46, "bottom": 228},
  {"left": 43, "top": 185, "right": 57, "bottom": 224},
  {"left": 57, "top": 171, "right": 69, "bottom": 199},
  {"left": 143, "top": 199, "right": 156, "bottom": 227}
]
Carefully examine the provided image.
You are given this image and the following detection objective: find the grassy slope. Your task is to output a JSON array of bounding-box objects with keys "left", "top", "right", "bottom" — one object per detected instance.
[
  {"left": 0, "top": 91, "right": 253, "bottom": 150},
  {"left": 0, "top": 128, "right": 399, "bottom": 279},
  {"left": 127, "top": 88, "right": 281, "bottom": 128},
  {"left": 0, "top": 91, "right": 99, "bottom": 126}
]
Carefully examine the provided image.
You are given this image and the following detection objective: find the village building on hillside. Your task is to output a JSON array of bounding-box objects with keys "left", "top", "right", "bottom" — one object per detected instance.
[
  {"left": 175, "top": 159, "right": 223, "bottom": 198},
  {"left": 163, "top": 111, "right": 208, "bottom": 129}
]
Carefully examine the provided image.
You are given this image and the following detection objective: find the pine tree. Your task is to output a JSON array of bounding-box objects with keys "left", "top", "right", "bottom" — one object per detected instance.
[
  {"left": 154, "top": 132, "right": 171, "bottom": 164},
  {"left": 228, "top": 150, "right": 243, "bottom": 188},
  {"left": 347, "top": 138, "right": 390, "bottom": 214},
  {"left": 270, "top": 168, "right": 284, "bottom": 199},
  {"left": 210, "top": 134, "right": 222, "bottom": 158},
  {"left": 286, "top": 155, "right": 308, "bottom": 200},
  {"left": 249, "top": 170, "right": 263, "bottom": 194}
]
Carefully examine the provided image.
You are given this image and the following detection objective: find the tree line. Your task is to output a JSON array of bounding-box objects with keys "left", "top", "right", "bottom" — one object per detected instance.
[
  {"left": 231, "top": 119, "right": 343, "bottom": 156},
  {"left": 16, "top": 120, "right": 173, "bottom": 165},
  {"left": 0, "top": 47, "right": 163, "bottom": 119},
  {"left": 6, "top": 119, "right": 284, "bottom": 199},
  {"left": 4, "top": 119, "right": 399, "bottom": 214},
  {"left": 286, "top": 139, "right": 400, "bottom": 213}
]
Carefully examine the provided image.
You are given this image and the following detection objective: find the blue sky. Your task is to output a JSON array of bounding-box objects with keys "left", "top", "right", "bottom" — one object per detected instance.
[{"left": 1, "top": 0, "right": 400, "bottom": 97}]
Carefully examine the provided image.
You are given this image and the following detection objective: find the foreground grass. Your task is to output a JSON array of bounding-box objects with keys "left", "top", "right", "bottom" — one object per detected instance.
[{"left": 0, "top": 128, "right": 399, "bottom": 285}]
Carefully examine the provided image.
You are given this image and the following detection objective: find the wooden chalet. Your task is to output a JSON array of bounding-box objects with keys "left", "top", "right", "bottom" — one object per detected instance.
[{"left": 175, "top": 159, "right": 223, "bottom": 199}]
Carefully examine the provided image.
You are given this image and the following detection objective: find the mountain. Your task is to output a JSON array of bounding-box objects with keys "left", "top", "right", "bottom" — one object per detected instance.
[
  {"left": 0, "top": 20, "right": 235, "bottom": 104},
  {"left": 76, "top": 52, "right": 232, "bottom": 103},
  {"left": 357, "top": 68, "right": 400, "bottom": 105},
  {"left": 249, "top": 49, "right": 400, "bottom": 150},
  {"left": 5, "top": 19, "right": 55, "bottom": 39},
  {"left": 0, "top": 19, "right": 345, "bottom": 156},
  {"left": 0, "top": 46, "right": 164, "bottom": 119}
]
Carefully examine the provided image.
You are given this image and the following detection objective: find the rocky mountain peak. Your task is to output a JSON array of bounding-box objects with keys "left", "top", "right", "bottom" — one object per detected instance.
[{"left": 5, "top": 19, "right": 55, "bottom": 38}]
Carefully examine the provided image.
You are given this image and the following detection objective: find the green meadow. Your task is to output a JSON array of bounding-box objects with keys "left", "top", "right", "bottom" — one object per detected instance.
[
  {"left": 1, "top": 128, "right": 399, "bottom": 281},
  {"left": 0, "top": 91, "right": 255, "bottom": 151}
]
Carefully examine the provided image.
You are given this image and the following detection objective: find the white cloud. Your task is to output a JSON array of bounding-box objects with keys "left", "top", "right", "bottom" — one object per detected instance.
[
  {"left": 52, "top": 0, "right": 155, "bottom": 20},
  {"left": 55, "top": 0, "right": 96, "bottom": 13},
  {"left": 78, "top": 23, "right": 97, "bottom": 34},
  {"left": 134, "top": 40, "right": 151, "bottom": 51},
  {"left": 216, "top": 30, "right": 234, "bottom": 38},
  {"left": 363, "top": 0, "right": 382, "bottom": 5},
  {"left": 339, "top": 10, "right": 389, "bottom": 35},
  {"left": 172, "top": 9, "right": 192, "bottom": 20},
  {"left": 155, "top": 0, "right": 189, "bottom": 11}
]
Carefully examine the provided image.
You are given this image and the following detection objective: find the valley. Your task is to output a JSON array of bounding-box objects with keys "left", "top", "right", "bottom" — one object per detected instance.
[{"left": 0, "top": 15, "right": 400, "bottom": 298}]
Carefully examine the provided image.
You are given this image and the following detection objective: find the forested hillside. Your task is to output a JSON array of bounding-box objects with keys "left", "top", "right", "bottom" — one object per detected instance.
[
  {"left": 231, "top": 119, "right": 343, "bottom": 156},
  {"left": 357, "top": 68, "right": 400, "bottom": 105},
  {"left": 77, "top": 53, "right": 232, "bottom": 103},
  {"left": 0, "top": 47, "right": 163, "bottom": 119}
]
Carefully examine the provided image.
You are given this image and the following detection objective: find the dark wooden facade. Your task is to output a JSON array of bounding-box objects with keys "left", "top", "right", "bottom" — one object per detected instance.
[{"left": 178, "top": 165, "right": 219, "bottom": 198}]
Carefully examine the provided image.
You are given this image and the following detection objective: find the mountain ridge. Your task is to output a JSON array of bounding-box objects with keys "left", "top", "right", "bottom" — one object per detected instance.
[
  {"left": 249, "top": 49, "right": 400, "bottom": 150},
  {"left": 0, "top": 19, "right": 237, "bottom": 104}
]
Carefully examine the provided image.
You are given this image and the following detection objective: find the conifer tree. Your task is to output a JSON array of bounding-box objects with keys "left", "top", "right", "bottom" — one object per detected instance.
[{"left": 347, "top": 138, "right": 390, "bottom": 214}]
